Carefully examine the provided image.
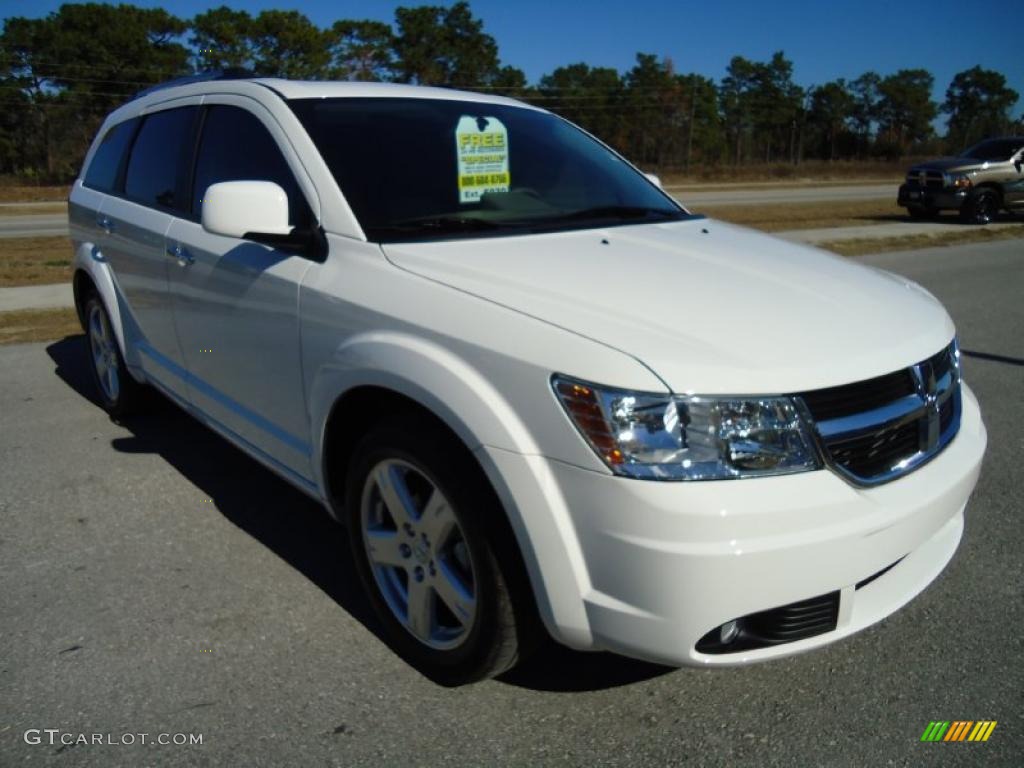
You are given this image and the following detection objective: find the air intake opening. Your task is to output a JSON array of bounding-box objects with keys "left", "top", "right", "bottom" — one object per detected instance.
[{"left": 696, "top": 591, "right": 840, "bottom": 655}]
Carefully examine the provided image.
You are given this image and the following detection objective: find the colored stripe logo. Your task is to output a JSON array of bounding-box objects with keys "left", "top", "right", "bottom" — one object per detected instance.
[{"left": 920, "top": 721, "right": 997, "bottom": 742}]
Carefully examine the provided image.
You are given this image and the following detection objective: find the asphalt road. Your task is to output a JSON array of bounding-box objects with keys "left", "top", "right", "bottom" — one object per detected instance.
[
  {"left": 2, "top": 239, "right": 1022, "bottom": 766},
  {"left": 0, "top": 184, "right": 896, "bottom": 239},
  {"left": 0, "top": 213, "right": 69, "bottom": 239}
]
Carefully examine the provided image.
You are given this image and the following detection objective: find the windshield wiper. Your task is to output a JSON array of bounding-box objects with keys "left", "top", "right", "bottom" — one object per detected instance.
[
  {"left": 554, "top": 205, "right": 684, "bottom": 223},
  {"left": 387, "top": 216, "right": 504, "bottom": 232}
]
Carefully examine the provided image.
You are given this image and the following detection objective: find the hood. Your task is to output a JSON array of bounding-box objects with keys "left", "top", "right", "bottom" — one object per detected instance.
[
  {"left": 382, "top": 219, "right": 955, "bottom": 394},
  {"left": 909, "top": 156, "right": 985, "bottom": 173}
]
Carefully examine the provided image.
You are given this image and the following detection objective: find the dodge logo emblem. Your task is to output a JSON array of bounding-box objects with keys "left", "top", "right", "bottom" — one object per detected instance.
[{"left": 910, "top": 360, "right": 941, "bottom": 452}]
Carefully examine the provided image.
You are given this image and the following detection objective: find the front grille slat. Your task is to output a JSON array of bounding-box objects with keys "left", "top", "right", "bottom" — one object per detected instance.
[
  {"left": 746, "top": 592, "right": 840, "bottom": 643},
  {"left": 768, "top": 617, "right": 835, "bottom": 633},
  {"left": 798, "top": 341, "right": 961, "bottom": 485},
  {"left": 906, "top": 170, "right": 945, "bottom": 189},
  {"left": 800, "top": 369, "right": 915, "bottom": 422}
]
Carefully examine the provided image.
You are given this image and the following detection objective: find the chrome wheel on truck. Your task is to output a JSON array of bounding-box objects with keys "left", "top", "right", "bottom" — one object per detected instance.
[{"left": 961, "top": 188, "right": 999, "bottom": 224}]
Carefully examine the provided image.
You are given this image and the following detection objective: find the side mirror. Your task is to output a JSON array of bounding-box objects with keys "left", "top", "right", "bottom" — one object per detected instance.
[
  {"left": 644, "top": 172, "right": 663, "bottom": 189},
  {"left": 202, "top": 181, "right": 292, "bottom": 239}
]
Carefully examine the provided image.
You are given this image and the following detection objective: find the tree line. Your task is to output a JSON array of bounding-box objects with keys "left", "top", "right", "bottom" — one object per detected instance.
[{"left": 1, "top": 2, "right": 1020, "bottom": 181}]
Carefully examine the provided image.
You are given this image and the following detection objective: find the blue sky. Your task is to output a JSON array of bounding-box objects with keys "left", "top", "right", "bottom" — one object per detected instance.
[{"left": 5, "top": 0, "right": 1022, "bottom": 121}]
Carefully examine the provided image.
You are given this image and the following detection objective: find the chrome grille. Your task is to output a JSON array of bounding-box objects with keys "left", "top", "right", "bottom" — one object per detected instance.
[
  {"left": 798, "top": 340, "right": 962, "bottom": 485},
  {"left": 905, "top": 169, "right": 945, "bottom": 189}
]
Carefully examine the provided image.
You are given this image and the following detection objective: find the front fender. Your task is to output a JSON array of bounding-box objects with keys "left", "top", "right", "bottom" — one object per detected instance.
[
  {"left": 308, "top": 330, "right": 542, "bottom": 491},
  {"left": 306, "top": 330, "right": 595, "bottom": 648}
]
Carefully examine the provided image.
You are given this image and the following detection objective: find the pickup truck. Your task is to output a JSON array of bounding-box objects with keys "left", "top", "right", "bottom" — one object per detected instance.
[{"left": 898, "top": 136, "right": 1024, "bottom": 224}]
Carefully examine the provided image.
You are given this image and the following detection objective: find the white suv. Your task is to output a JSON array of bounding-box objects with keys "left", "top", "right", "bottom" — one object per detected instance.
[{"left": 69, "top": 75, "right": 987, "bottom": 684}]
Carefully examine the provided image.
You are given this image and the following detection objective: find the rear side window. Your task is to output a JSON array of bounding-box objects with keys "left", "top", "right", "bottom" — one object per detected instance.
[
  {"left": 83, "top": 119, "right": 137, "bottom": 192},
  {"left": 124, "top": 106, "right": 198, "bottom": 211},
  {"left": 191, "top": 105, "right": 311, "bottom": 228}
]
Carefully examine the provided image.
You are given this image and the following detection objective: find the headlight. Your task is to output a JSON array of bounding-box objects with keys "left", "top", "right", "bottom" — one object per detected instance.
[
  {"left": 945, "top": 172, "right": 973, "bottom": 189},
  {"left": 552, "top": 376, "right": 821, "bottom": 480}
]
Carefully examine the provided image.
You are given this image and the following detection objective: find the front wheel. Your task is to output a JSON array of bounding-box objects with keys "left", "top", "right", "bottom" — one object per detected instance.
[
  {"left": 345, "top": 415, "right": 537, "bottom": 684},
  {"left": 960, "top": 189, "right": 999, "bottom": 225}
]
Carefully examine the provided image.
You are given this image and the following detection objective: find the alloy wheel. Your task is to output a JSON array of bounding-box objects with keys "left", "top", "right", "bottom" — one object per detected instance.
[
  {"left": 87, "top": 303, "right": 120, "bottom": 402},
  {"left": 360, "top": 459, "right": 478, "bottom": 650}
]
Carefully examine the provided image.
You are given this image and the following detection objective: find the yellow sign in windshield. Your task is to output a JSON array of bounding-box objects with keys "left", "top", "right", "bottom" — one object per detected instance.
[{"left": 455, "top": 116, "right": 510, "bottom": 203}]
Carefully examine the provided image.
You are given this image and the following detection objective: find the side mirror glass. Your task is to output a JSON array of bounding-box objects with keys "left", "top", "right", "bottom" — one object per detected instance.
[{"left": 202, "top": 181, "right": 291, "bottom": 239}]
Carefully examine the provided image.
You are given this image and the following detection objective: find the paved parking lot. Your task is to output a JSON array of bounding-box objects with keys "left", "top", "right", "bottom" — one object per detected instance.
[{"left": 1, "top": 239, "right": 1022, "bottom": 766}]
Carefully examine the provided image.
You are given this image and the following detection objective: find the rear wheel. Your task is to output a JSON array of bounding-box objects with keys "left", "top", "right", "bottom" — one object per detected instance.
[
  {"left": 960, "top": 188, "right": 999, "bottom": 225},
  {"left": 345, "top": 415, "right": 537, "bottom": 684},
  {"left": 84, "top": 294, "right": 143, "bottom": 417}
]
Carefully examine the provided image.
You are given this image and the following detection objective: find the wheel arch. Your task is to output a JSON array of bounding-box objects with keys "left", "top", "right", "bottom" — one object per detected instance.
[
  {"left": 320, "top": 384, "right": 461, "bottom": 520},
  {"left": 71, "top": 243, "right": 136, "bottom": 367},
  {"left": 308, "top": 331, "right": 543, "bottom": 507},
  {"left": 973, "top": 181, "right": 1004, "bottom": 202},
  {"left": 72, "top": 268, "right": 96, "bottom": 331}
]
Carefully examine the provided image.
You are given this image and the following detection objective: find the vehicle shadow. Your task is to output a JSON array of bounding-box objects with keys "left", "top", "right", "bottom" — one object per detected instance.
[
  {"left": 498, "top": 642, "right": 673, "bottom": 691},
  {"left": 45, "top": 334, "right": 673, "bottom": 692},
  {"left": 45, "top": 333, "right": 382, "bottom": 639}
]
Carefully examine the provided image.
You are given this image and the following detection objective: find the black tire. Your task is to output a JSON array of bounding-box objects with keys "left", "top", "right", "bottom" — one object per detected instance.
[
  {"left": 83, "top": 293, "right": 144, "bottom": 418},
  {"left": 906, "top": 204, "right": 936, "bottom": 220},
  {"left": 959, "top": 188, "right": 999, "bottom": 225},
  {"left": 344, "top": 413, "right": 538, "bottom": 685}
]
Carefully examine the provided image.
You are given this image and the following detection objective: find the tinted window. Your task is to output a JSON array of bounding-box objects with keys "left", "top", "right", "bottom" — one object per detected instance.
[
  {"left": 83, "top": 118, "right": 137, "bottom": 192},
  {"left": 191, "top": 105, "right": 310, "bottom": 227},
  {"left": 124, "top": 107, "right": 197, "bottom": 211},
  {"left": 290, "top": 97, "right": 687, "bottom": 243}
]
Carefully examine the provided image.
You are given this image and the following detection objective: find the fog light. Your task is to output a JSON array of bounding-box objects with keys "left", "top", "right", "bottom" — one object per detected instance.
[{"left": 720, "top": 620, "right": 740, "bottom": 644}]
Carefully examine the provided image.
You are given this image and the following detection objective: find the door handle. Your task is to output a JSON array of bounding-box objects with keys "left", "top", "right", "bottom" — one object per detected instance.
[
  {"left": 166, "top": 243, "right": 195, "bottom": 267},
  {"left": 96, "top": 215, "right": 115, "bottom": 234}
]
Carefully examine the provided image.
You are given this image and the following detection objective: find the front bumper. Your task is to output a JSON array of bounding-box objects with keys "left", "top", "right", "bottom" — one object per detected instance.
[
  {"left": 482, "top": 384, "right": 986, "bottom": 666},
  {"left": 898, "top": 183, "right": 968, "bottom": 210}
]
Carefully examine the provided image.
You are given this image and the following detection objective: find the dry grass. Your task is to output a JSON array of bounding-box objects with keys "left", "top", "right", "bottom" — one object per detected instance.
[
  {"left": 0, "top": 203, "right": 67, "bottom": 216},
  {"left": 822, "top": 226, "right": 1024, "bottom": 256},
  {"left": 698, "top": 199, "right": 904, "bottom": 231},
  {"left": 658, "top": 160, "right": 922, "bottom": 186},
  {"left": 0, "top": 237, "right": 73, "bottom": 286},
  {"left": 0, "top": 185, "right": 69, "bottom": 203},
  {"left": 0, "top": 308, "right": 80, "bottom": 345},
  {"left": 664, "top": 179, "right": 897, "bottom": 193}
]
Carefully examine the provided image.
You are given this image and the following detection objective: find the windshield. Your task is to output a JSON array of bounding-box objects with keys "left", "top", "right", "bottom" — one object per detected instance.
[
  {"left": 960, "top": 138, "right": 1023, "bottom": 160},
  {"left": 289, "top": 97, "right": 691, "bottom": 242}
]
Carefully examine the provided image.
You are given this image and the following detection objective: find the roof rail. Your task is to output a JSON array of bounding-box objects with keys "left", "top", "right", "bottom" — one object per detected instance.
[{"left": 132, "top": 69, "right": 255, "bottom": 100}]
